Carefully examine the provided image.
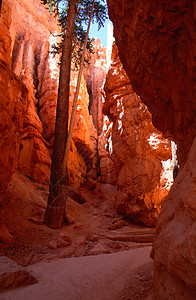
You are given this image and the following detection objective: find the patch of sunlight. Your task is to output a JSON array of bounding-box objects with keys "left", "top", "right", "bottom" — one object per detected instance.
[
  {"left": 103, "top": 115, "right": 110, "bottom": 132},
  {"left": 48, "top": 32, "right": 59, "bottom": 79},
  {"left": 108, "top": 134, "right": 113, "bottom": 155},
  {"left": 117, "top": 98, "right": 121, "bottom": 108},
  {"left": 119, "top": 110, "right": 124, "bottom": 119},
  {"left": 112, "top": 68, "right": 118, "bottom": 76},
  {"left": 95, "top": 59, "right": 107, "bottom": 69},
  {"left": 117, "top": 98, "right": 124, "bottom": 135},
  {"left": 160, "top": 159, "right": 173, "bottom": 190},
  {"left": 148, "top": 133, "right": 162, "bottom": 149},
  {"left": 77, "top": 105, "right": 82, "bottom": 111},
  {"left": 102, "top": 116, "right": 113, "bottom": 154},
  {"left": 71, "top": 76, "right": 78, "bottom": 87},
  {"left": 118, "top": 119, "right": 123, "bottom": 134}
]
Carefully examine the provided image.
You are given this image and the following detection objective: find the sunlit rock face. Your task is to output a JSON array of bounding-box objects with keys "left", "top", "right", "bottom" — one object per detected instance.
[
  {"left": 107, "top": 0, "right": 196, "bottom": 298},
  {"left": 1, "top": 0, "right": 100, "bottom": 187},
  {"left": 83, "top": 38, "right": 107, "bottom": 135},
  {"left": 83, "top": 38, "right": 117, "bottom": 184},
  {"left": 103, "top": 44, "right": 172, "bottom": 227},
  {"left": 8, "top": 0, "right": 59, "bottom": 184},
  {"left": 0, "top": 0, "right": 28, "bottom": 192}
]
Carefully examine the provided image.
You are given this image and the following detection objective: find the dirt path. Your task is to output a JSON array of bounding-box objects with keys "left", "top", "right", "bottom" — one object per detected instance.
[
  {"left": 0, "top": 173, "right": 154, "bottom": 265},
  {"left": 0, "top": 172, "right": 154, "bottom": 299},
  {"left": 1, "top": 247, "right": 153, "bottom": 300}
]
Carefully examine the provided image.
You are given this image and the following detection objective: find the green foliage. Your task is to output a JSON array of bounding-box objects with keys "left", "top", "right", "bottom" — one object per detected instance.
[
  {"left": 41, "top": 0, "right": 108, "bottom": 69},
  {"left": 41, "top": 0, "right": 59, "bottom": 14}
]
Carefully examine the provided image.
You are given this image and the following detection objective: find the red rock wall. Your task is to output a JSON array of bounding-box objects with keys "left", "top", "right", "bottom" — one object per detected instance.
[
  {"left": 83, "top": 38, "right": 107, "bottom": 135},
  {"left": 107, "top": 0, "right": 196, "bottom": 167},
  {"left": 0, "top": 0, "right": 28, "bottom": 192},
  {"left": 151, "top": 138, "right": 196, "bottom": 299},
  {"left": 103, "top": 44, "right": 172, "bottom": 226},
  {"left": 0, "top": 0, "right": 100, "bottom": 188},
  {"left": 107, "top": 0, "right": 196, "bottom": 298},
  {"left": 8, "top": 0, "right": 59, "bottom": 184},
  {"left": 68, "top": 72, "right": 99, "bottom": 187}
]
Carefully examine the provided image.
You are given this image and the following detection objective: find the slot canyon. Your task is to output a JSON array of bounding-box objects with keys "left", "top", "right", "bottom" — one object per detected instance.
[{"left": 0, "top": 0, "right": 195, "bottom": 299}]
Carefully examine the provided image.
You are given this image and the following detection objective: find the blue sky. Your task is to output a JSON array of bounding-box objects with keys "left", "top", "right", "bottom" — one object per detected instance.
[
  {"left": 89, "top": 20, "right": 112, "bottom": 48},
  {"left": 58, "top": 0, "right": 112, "bottom": 48},
  {"left": 89, "top": 0, "right": 113, "bottom": 48}
]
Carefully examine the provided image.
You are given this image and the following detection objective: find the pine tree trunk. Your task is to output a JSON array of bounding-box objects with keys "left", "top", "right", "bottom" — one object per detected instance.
[
  {"left": 62, "top": 0, "right": 95, "bottom": 173},
  {"left": 44, "top": 0, "right": 77, "bottom": 229}
]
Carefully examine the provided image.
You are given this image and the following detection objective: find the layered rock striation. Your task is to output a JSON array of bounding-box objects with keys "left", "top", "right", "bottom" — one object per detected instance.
[
  {"left": 9, "top": 0, "right": 59, "bottom": 184},
  {"left": 0, "top": 0, "right": 102, "bottom": 189},
  {"left": 102, "top": 44, "right": 172, "bottom": 226},
  {"left": 107, "top": 0, "right": 196, "bottom": 298}
]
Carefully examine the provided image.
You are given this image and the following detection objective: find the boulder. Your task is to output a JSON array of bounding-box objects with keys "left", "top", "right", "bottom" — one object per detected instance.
[{"left": 0, "top": 257, "right": 37, "bottom": 291}]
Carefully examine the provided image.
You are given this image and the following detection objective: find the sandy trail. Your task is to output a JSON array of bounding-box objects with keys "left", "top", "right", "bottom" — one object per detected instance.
[{"left": 1, "top": 247, "right": 152, "bottom": 300}]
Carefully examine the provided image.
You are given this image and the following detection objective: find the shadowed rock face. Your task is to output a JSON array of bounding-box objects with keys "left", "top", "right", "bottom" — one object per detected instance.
[
  {"left": 151, "top": 137, "right": 196, "bottom": 299},
  {"left": 107, "top": 0, "right": 196, "bottom": 298},
  {"left": 0, "top": 257, "right": 37, "bottom": 291},
  {"left": 0, "top": 0, "right": 28, "bottom": 192},
  {"left": 107, "top": 0, "right": 196, "bottom": 167}
]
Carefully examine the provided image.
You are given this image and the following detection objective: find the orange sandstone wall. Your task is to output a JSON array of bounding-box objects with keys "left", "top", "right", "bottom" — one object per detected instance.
[
  {"left": 0, "top": 0, "right": 28, "bottom": 191},
  {"left": 83, "top": 38, "right": 107, "bottom": 135},
  {"left": 107, "top": 0, "right": 196, "bottom": 298},
  {"left": 9, "top": 0, "right": 60, "bottom": 184},
  {"left": 0, "top": 0, "right": 102, "bottom": 189},
  {"left": 103, "top": 44, "right": 172, "bottom": 226},
  {"left": 107, "top": 0, "right": 196, "bottom": 167}
]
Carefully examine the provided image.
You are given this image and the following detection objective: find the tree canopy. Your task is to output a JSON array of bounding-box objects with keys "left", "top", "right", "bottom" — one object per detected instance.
[{"left": 41, "top": 0, "right": 108, "bottom": 68}]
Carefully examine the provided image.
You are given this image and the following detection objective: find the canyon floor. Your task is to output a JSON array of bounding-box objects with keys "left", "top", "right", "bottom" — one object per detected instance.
[{"left": 0, "top": 172, "right": 154, "bottom": 299}]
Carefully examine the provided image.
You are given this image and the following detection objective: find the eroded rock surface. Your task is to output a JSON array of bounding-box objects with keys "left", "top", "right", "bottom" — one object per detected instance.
[
  {"left": 107, "top": 0, "right": 196, "bottom": 167},
  {"left": 68, "top": 72, "right": 99, "bottom": 187},
  {"left": 107, "top": 0, "right": 196, "bottom": 298},
  {"left": 102, "top": 44, "right": 172, "bottom": 227},
  {"left": 0, "top": 0, "right": 103, "bottom": 188},
  {"left": 151, "top": 137, "right": 196, "bottom": 299},
  {"left": 0, "top": 0, "right": 28, "bottom": 192},
  {"left": 83, "top": 38, "right": 107, "bottom": 135},
  {"left": 8, "top": 0, "right": 59, "bottom": 184}
]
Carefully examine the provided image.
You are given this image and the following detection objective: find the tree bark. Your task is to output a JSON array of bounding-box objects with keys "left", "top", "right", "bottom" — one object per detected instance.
[
  {"left": 44, "top": 0, "right": 77, "bottom": 229},
  {"left": 62, "top": 0, "right": 95, "bottom": 174}
]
